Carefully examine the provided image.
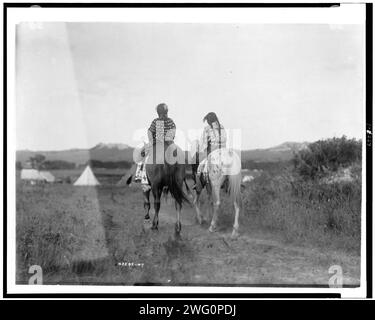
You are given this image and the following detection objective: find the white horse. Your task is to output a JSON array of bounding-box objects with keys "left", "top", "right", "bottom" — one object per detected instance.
[{"left": 191, "top": 147, "right": 242, "bottom": 238}]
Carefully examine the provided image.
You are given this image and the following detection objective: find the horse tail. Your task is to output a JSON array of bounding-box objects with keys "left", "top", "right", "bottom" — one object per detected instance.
[
  {"left": 165, "top": 164, "right": 190, "bottom": 206},
  {"left": 162, "top": 186, "right": 169, "bottom": 202},
  {"left": 228, "top": 172, "right": 242, "bottom": 205}
]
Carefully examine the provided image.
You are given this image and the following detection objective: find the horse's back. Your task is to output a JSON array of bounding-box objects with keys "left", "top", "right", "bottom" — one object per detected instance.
[
  {"left": 206, "top": 148, "right": 242, "bottom": 177},
  {"left": 146, "top": 142, "right": 187, "bottom": 186}
]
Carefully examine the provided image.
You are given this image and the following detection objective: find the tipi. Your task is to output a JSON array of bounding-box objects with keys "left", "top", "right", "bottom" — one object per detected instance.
[{"left": 74, "top": 166, "right": 100, "bottom": 186}]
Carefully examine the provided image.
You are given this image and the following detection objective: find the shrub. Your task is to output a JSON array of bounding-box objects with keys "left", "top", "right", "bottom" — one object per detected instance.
[
  {"left": 241, "top": 166, "right": 361, "bottom": 253},
  {"left": 293, "top": 136, "right": 362, "bottom": 180}
]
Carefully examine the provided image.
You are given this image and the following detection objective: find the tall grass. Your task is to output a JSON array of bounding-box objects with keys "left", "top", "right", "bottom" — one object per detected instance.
[
  {"left": 238, "top": 164, "right": 362, "bottom": 253},
  {"left": 16, "top": 182, "right": 196, "bottom": 285},
  {"left": 16, "top": 183, "right": 146, "bottom": 284},
  {"left": 218, "top": 137, "right": 362, "bottom": 253}
]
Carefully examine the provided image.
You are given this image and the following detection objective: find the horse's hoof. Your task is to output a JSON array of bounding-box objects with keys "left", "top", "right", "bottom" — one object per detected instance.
[
  {"left": 175, "top": 222, "right": 182, "bottom": 234},
  {"left": 151, "top": 224, "right": 158, "bottom": 231},
  {"left": 174, "top": 227, "right": 181, "bottom": 237},
  {"left": 208, "top": 225, "right": 217, "bottom": 233},
  {"left": 231, "top": 230, "right": 239, "bottom": 239},
  {"left": 144, "top": 218, "right": 151, "bottom": 224},
  {"left": 174, "top": 231, "right": 182, "bottom": 241},
  {"left": 196, "top": 216, "right": 203, "bottom": 225}
]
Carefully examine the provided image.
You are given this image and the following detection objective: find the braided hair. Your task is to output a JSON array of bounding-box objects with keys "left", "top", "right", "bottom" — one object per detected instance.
[{"left": 203, "top": 112, "right": 222, "bottom": 148}]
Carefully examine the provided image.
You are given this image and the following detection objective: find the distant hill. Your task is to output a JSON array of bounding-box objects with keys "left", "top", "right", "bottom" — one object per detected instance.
[
  {"left": 16, "top": 141, "right": 309, "bottom": 166},
  {"left": 241, "top": 141, "right": 309, "bottom": 162},
  {"left": 89, "top": 143, "right": 134, "bottom": 162},
  {"left": 16, "top": 143, "right": 135, "bottom": 166}
]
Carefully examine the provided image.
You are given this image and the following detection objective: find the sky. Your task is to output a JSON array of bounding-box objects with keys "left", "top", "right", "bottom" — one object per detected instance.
[{"left": 16, "top": 22, "right": 364, "bottom": 151}]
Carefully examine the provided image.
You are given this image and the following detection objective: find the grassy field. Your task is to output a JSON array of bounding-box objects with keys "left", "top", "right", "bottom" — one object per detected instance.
[{"left": 16, "top": 163, "right": 361, "bottom": 286}]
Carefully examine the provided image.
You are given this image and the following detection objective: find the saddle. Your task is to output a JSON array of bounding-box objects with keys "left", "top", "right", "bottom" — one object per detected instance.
[
  {"left": 195, "top": 148, "right": 240, "bottom": 186},
  {"left": 134, "top": 141, "right": 183, "bottom": 192}
]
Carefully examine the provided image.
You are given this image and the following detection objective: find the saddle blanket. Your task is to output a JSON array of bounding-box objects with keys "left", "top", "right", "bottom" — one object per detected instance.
[
  {"left": 197, "top": 148, "right": 241, "bottom": 180},
  {"left": 134, "top": 155, "right": 151, "bottom": 191}
]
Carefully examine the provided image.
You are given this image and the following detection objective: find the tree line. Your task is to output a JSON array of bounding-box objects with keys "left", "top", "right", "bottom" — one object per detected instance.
[{"left": 16, "top": 154, "right": 133, "bottom": 170}]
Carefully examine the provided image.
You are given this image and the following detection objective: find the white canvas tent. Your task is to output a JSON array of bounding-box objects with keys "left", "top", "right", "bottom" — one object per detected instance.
[
  {"left": 21, "top": 169, "right": 55, "bottom": 183},
  {"left": 74, "top": 166, "right": 100, "bottom": 186},
  {"left": 39, "top": 171, "right": 55, "bottom": 182},
  {"left": 21, "top": 169, "right": 45, "bottom": 181}
]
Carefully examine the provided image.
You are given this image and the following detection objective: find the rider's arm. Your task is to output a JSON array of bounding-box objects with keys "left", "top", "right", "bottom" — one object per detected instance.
[
  {"left": 148, "top": 119, "right": 156, "bottom": 144},
  {"left": 199, "top": 126, "right": 209, "bottom": 153},
  {"left": 147, "top": 130, "right": 153, "bottom": 144},
  {"left": 165, "top": 119, "right": 176, "bottom": 141}
]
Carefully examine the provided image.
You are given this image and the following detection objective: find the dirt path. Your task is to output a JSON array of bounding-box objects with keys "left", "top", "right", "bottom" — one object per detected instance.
[
  {"left": 16, "top": 184, "right": 360, "bottom": 286},
  {"left": 135, "top": 196, "right": 360, "bottom": 287}
]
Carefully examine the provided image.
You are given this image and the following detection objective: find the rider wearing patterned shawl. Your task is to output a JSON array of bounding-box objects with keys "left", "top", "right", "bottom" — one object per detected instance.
[
  {"left": 148, "top": 103, "right": 176, "bottom": 146},
  {"left": 194, "top": 112, "right": 227, "bottom": 191},
  {"left": 134, "top": 103, "right": 176, "bottom": 183}
]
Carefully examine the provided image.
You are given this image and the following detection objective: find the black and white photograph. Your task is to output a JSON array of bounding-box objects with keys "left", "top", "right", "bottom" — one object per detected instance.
[{"left": 3, "top": 2, "right": 371, "bottom": 299}]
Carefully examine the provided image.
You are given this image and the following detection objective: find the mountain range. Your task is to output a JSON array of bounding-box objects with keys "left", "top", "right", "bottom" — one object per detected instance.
[
  {"left": 241, "top": 141, "right": 309, "bottom": 162},
  {"left": 16, "top": 141, "right": 309, "bottom": 165}
]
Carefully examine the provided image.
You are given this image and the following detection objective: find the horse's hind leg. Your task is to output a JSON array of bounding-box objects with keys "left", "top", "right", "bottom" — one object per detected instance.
[
  {"left": 206, "top": 182, "right": 213, "bottom": 222},
  {"left": 151, "top": 187, "right": 161, "bottom": 230},
  {"left": 175, "top": 201, "right": 182, "bottom": 237},
  {"left": 208, "top": 182, "right": 222, "bottom": 233},
  {"left": 193, "top": 189, "right": 203, "bottom": 225},
  {"left": 143, "top": 188, "right": 151, "bottom": 221},
  {"left": 231, "top": 200, "right": 240, "bottom": 239}
]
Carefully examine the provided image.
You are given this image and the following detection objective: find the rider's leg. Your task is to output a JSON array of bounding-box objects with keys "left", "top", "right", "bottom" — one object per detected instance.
[
  {"left": 125, "top": 162, "right": 137, "bottom": 185},
  {"left": 134, "top": 162, "right": 143, "bottom": 182},
  {"left": 193, "top": 159, "right": 207, "bottom": 189},
  {"left": 135, "top": 144, "right": 148, "bottom": 182}
]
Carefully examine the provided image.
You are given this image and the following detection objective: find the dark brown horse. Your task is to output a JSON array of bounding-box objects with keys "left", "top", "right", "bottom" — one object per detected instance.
[{"left": 139, "top": 142, "right": 190, "bottom": 235}]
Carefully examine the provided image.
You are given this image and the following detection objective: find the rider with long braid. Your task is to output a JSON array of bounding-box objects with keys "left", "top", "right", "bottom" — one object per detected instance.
[
  {"left": 195, "top": 112, "right": 227, "bottom": 192},
  {"left": 200, "top": 112, "right": 227, "bottom": 155}
]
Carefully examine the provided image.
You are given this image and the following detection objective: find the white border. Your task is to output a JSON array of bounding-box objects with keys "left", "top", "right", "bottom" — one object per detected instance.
[
  {"left": 5, "top": 5, "right": 366, "bottom": 24},
  {"left": 5, "top": 4, "right": 367, "bottom": 298}
]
